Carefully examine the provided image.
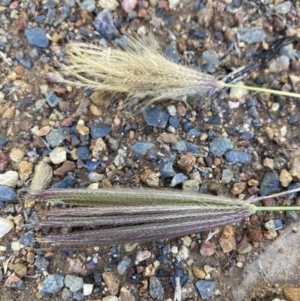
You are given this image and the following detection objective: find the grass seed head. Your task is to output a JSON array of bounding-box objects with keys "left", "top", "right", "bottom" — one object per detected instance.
[{"left": 51, "top": 34, "right": 224, "bottom": 109}]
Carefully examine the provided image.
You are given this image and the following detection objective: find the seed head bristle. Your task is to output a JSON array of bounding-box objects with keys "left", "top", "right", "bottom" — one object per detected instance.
[{"left": 53, "top": 34, "right": 224, "bottom": 109}]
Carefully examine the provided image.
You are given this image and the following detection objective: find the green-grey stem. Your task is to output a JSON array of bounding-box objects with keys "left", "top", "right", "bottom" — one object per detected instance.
[{"left": 223, "top": 83, "right": 300, "bottom": 99}]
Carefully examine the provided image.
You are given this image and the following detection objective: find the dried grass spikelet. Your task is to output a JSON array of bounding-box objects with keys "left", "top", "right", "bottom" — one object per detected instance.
[{"left": 49, "top": 34, "right": 225, "bottom": 109}]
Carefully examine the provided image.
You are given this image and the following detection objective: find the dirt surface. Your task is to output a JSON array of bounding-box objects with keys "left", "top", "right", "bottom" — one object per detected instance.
[{"left": 0, "top": 0, "right": 300, "bottom": 301}]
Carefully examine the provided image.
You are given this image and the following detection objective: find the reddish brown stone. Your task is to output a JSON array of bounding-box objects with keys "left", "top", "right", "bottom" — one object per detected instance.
[
  {"left": 0, "top": 150, "right": 9, "bottom": 171},
  {"left": 32, "top": 136, "right": 46, "bottom": 148},
  {"left": 248, "top": 228, "right": 263, "bottom": 243},
  {"left": 58, "top": 101, "right": 77, "bottom": 113},
  {"left": 19, "top": 119, "right": 34, "bottom": 131},
  {"left": 54, "top": 161, "right": 76, "bottom": 177}
]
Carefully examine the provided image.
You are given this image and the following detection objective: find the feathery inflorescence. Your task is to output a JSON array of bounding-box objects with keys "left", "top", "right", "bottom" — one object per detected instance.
[
  {"left": 48, "top": 34, "right": 300, "bottom": 110},
  {"left": 49, "top": 34, "right": 224, "bottom": 109},
  {"left": 30, "top": 188, "right": 300, "bottom": 249}
]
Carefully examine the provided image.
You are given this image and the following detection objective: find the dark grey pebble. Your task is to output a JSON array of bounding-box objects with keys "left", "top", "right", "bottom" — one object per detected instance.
[
  {"left": 169, "top": 116, "right": 180, "bottom": 128},
  {"left": 225, "top": 150, "right": 251, "bottom": 163},
  {"left": 107, "top": 138, "right": 119, "bottom": 152},
  {"left": 286, "top": 211, "right": 298, "bottom": 221},
  {"left": 285, "top": 182, "right": 300, "bottom": 200},
  {"left": 159, "top": 157, "right": 175, "bottom": 178},
  {"left": 25, "top": 28, "right": 49, "bottom": 48},
  {"left": 39, "top": 274, "right": 64, "bottom": 294},
  {"left": 148, "top": 149, "right": 157, "bottom": 161},
  {"left": 46, "top": 91, "right": 62, "bottom": 107},
  {"left": 189, "top": 29, "right": 206, "bottom": 38},
  {"left": 93, "top": 9, "right": 118, "bottom": 40},
  {"left": 164, "top": 45, "right": 180, "bottom": 63},
  {"left": 117, "top": 258, "right": 131, "bottom": 276},
  {"left": 171, "top": 173, "right": 188, "bottom": 187},
  {"left": 19, "top": 58, "right": 32, "bottom": 69},
  {"left": 89, "top": 124, "right": 112, "bottom": 139},
  {"left": 237, "top": 27, "right": 266, "bottom": 44},
  {"left": 45, "top": 1, "right": 56, "bottom": 9},
  {"left": 34, "top": 255, "right": 50, "bottom": 272},
  {"left": 288, "top": 115, "right": 298, "bottom": 125},
  {"left": 182, "top": 121, "right": 192, "bottom": 132},
  {"left": 232, "top": 0, "right": 242, "bottom": 7},
  {"left": 187, "top": 143, "right": 200, "bottom": 154},
  {"left": 195, "top": 280, "right": 216, "bottom": 300},
  {"left": 187, "top": 127, "right": 202, "bottom": 138},
  {"left": 1, "top": 0, "right": 11, "bottom": 7},
  {"left": 73, "top": 291, "right": 85, "bottom": 301},
  {"left": 259, "top": 172, "right": 279, "bottom": 196},
  {"left": 142, "top": 107, "right": 169, "bottom": 129},
  {"left": 35, "top": 16, "right": 46, "bottom": 23},
  {"left": 46, "top": 128, "right": 70, "bottom": 148},
  {"left": 0, "top": 135, "right": 7, "bottom": 146},
  {"left": 149, "top": 276, "right": 164, "bottom": 300},
  {"left": 248, "top": 106, "right": 259, "bottom": 118},
  {"left": 76, "top": 146, "right": 90, "bottom": 160},
  {"left": 207, "top": 115, "right": 220, "bottom": 124},
  {"left": 53, "top": 174, "right": 76, "bottom": 189},
  {"left": 0, "top": 185, "right": 17, "bottom": 201},
  {"left": 210, "top": 138, "right": 233, "bottom": 157},
  {"left": 170, "top": 268, "right": 189, "bottom": 288},
  {"left": 171, "top": 140, "right": 187, "bottom": 153},
  {"left": 19, "top": 231, "right": 35, "bottom": 247},
  {"left": 94, "top": 270, "right": 102, "bottom": 285},
  {"left": 247, "top": 99, "right": 258, "bottom": 107},
  {"left": 198, "top": 49, "right": 220, "bottom": 74},
  {"left": 130, "top": 142, "right": 154, "bottom": 157},
  {"left": 85, "top": 160, "right": 100, "bottom": 171},
  {"left": 4, "top": 203, "right": 15, "bottom": 214},
  {"left": 242, "top": 131, "right": 253, "bottom": 139},
  {"left": 81, "top": 0, "right": 95, "bottom": 11},
  {"left": 65, "top": 274, "right": 83, "bottom": 292}
]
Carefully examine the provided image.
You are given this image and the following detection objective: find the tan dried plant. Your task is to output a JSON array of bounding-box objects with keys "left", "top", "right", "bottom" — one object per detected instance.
[{"left": 49, "top": 34, "right": 300, "bottom": 109}]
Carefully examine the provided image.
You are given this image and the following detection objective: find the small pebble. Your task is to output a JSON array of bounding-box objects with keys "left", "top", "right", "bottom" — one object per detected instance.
[
  {"left": 171, "top": 173, "right": 188, "bottom": 187},
  {"left": 103, "top": 296, "right": 118, "bottom": 301},
  {"left": 149, "top": 276, "right": 164, "bottom": 300},
  {"left": 93, "top": 9, "right": 118, "bottom": 40},
  {"left": 39, "top": 274, "right": 64, "bottom": 294},
  {"left": 61, "top": 288, "right": 72, "bottom": 300},
  {"left": 102, "top": 272, "right": 120, "bottom": 295},
  {"left": 130, "top": 142, "right": 154, "bottom": 156},
  {"left": 0, "top": 217, "right": 14, "bottom": 238},
  {"left": 260, "top": 172, "right": 279, "bottom": 196},
  {"left": 0, "top": 185, "right": 17, "bottom": 201},
  {"left": 195, "top": 280, "right": 216, "bottom": 300},
  {"left": 136, "top": 250, "right": 151, "bottom": 262},
  {"left": 237, "top": 27, "right": 266, "bottom": 44},
  {"left": 225, "top": 150, "right": 251, "bottom": 163},
  {"left": 117, "top": 258, "right": 131, "bottom": 275},
  {"left": 198, "top": 49, "right": 220, "bottom": 73},
  {"left": 142, "top": 107, "right": 169, "bottom": 129},
  {"left": 49, "top": 147, "right": 67, "bottom": 164},
  {"left": 210, "top": 138, "right": 233, "bottom": 157},
  {"left": 0, "top": 171, "right": 18, "bottom": 187},
  {"left": 89, "top": 124, "right": 112, "bottom": 138},
  {"left": 65, "top": 274, "right": 84, "bottom": 292},
  {"left": 25, "top": 28, "right": 49, "bottom": 48},
  {"left": 177, "top": 245, "right": 189, "bottom": 261}
]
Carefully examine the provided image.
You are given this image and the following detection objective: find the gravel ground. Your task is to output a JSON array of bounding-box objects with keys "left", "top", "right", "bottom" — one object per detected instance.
[{"left": 0, "top": 0, "right": 300, "bottom": 300}]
